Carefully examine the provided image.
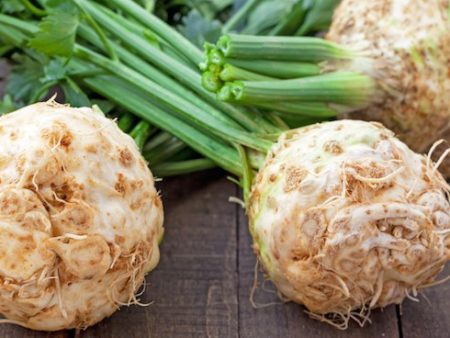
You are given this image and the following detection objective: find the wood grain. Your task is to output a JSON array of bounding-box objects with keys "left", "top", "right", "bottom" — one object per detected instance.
[
  {"left": 400, "top": 264, "right": 450, "bottom": 338},
  {"left": 0, "top": 327, "right": 67, "bottom": 338}
]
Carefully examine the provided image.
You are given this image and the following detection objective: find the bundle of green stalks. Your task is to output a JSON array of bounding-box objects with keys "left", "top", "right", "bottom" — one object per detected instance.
[
  {"left": 200, "top": 34, "right": 372, "bottom": 119},
  {"left": 201, "top": 0, "right": 450, "bottom": 176}
]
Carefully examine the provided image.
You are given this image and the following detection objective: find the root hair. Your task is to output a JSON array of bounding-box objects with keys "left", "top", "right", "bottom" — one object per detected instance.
[
  {"left": 249, "top": 260, "right": 285, "bottom": 309},
  {"left": 108, "top": 242, "right": 154, "bottom": 308}
]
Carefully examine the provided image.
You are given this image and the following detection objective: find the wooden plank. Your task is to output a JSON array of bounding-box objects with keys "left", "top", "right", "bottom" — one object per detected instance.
[
  {"left": 0, "top": 327, "right": 67, "bottom": 338},
  {"left": 400, "top": 264, "right": 450, "bottom": 338},
  {"left": 238, "top": 208, "right": 399, "bottom": 338},
  {"left": 80, "top": 171, "right": 239, "bottom": 338}
]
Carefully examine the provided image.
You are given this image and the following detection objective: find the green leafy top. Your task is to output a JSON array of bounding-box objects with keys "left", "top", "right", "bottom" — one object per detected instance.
[
  {"left": 296, "top": 0, "right": 340, "bottom": 35},
  {"left": 178, "top": 9, "right": 223, "bottom": 48},
  {"left": 5, "top": 53, "right": 45, "bottom": 103},
  {"left": 0, "top": 0, "right": 25, "bottom": 14},
  {"left": 242, "top": 0, "right": 297, "bottom": 34},
  {"left": 28, "top": 4, "right": 79, "bottom": 57},
  {"left": 0, "top": 95, "right": 17, "bottom": 115}
]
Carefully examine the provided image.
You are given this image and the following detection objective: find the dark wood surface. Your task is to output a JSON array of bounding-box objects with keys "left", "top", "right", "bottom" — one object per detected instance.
[{"left": 1, "top": 65, "right": 449, "bottom": 338}]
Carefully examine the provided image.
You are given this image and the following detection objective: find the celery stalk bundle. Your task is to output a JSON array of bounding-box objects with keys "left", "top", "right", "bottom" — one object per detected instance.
[
  {"left": 201, "top": 34, "right": 375, "bottom": 117},
  {"left": 201, "top": 0, "right": 450, "bottom": 175}
]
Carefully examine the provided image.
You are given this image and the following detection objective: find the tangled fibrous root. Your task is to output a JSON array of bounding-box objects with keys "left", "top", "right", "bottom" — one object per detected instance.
[
  {"left": 248, "top": 120, "right": 450, "bottom": 329},
  {"left": 326, "top": 0, "right": 450, "bottom": 177},
  {"left": 0, "top": 102, "right": 164, "bottom": 331}
]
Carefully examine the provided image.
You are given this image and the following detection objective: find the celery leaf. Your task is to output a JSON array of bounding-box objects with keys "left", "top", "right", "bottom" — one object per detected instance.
[
  {"left": 0, "top": 0, "right": 25, "bottom": 13},
  {"left": 179, "top": 10, "right": 222, "bottom": 47},
  {"left": 29, "top": 8, "right": 79, "bottom": 57},
  {"left": 6, "top": 54, "right": 45, "bottom": 103},
  {"left": 61, "top": 78, "right": 90, "bottom": 107},
  {"left": 0, "top": 95, "right": 17, "bottom": 115}
]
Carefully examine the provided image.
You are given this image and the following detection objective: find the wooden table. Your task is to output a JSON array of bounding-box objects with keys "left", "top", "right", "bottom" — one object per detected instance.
[{"left": 0, "top": 65, "right": 449, "bottom": 338}]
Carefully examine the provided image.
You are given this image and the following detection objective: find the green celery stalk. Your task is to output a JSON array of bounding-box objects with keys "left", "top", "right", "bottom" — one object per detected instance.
[
  {"left": 130, "top": 120, "right": 152, "bottom": 150},
  {"left": 108, "top": 0, "right": 203, "bottom": 65},
  {"left": 83, "top": 75, "right": 244, "bottom": 175},
  {"left": 152, "top": 159, "right": 216, "bottom": 177},
  {"left": 79, "top": 1, "right": 272, "bottom": 133},
  {"left": 220, "top": 64, "right": 274, "bottom": 82},
  {"left": 222, "top": 0, "right": 262, "bottom": 33},
  {"left": 270, "top": 1, "right": 307, "bottom": 36},
  {"left": 225, "top": 59, "right": 320, "bottom": 79},
  {"left": 217, "top": 34, "right": 353, "bottom": 61},
  {"left": 225, "top": 72, "right": 375, "bottom": 106},
  {"left": 74, "top": 45, "right": 272, "bottom": 152},
  {"left": 77, "top": 24, "right": 245, "bottom": 131},
  {"left": 144, "top": 137, "right": 186, "bottom": 165}
]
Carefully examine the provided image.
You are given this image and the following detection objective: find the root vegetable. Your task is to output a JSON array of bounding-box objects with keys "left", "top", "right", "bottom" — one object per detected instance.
[
  {"left": 249, "top": 120, "right": 450, "bottom": 328},
  {"left": 0, "top": 102, "right": 163, "bottom": 331},
  {"left": 327, "top": 0, "right": 450, "bottom": 175}
]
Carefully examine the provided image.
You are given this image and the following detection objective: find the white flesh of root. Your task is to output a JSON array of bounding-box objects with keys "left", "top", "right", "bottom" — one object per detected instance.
[
  {"left": 326, "top": 0, "right": 450, "bottom": 176},
  {"left": 0, "top": 102, "right": 164, "bottom": 331},
  {"left": 249, "top": 120, "right": 450, "bottom": 329}
]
